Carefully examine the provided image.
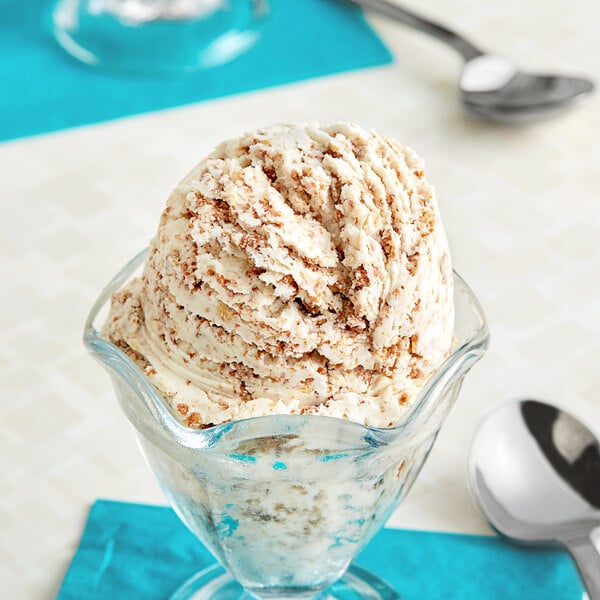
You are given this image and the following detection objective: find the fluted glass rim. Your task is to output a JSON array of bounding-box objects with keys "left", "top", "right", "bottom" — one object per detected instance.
[{"left": 84, "top": 248, "right": 489, "bottom": 448}]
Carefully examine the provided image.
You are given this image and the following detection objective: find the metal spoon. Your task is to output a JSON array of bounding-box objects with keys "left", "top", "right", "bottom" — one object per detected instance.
[
  {"left": 469, "top": 399, "right": 600, "bottom": 598},
  {"left": 350, "top": 0, "right": 595, "bottom": 123}
]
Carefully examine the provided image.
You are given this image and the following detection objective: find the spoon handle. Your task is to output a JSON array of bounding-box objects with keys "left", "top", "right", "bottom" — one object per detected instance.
[
  {"left": 564, "top": 534, "right": 600, "bottom": 599},
  {"left": 349, "top": 0, "right": 483, "bottom": 61}
]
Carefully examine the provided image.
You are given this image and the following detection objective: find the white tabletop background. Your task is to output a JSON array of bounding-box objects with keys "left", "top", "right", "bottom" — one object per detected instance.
[{"left": 1, "top": 0, "right": 600, "bottom": 597}]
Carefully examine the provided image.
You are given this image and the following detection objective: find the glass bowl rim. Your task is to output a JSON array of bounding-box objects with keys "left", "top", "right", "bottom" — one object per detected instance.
[{"left": 84, "top": 248, "right": 489, "bottom": 446}]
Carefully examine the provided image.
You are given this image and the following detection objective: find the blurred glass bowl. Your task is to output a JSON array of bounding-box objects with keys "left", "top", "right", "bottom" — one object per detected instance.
[{"left": 51, "top": 0, "right": 268, "bottom": 74}]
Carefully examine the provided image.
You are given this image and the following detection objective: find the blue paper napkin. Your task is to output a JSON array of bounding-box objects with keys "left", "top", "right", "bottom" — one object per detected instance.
[
  {"left": 0, "top": 0, "right": 391, "bottom": 142},
  {"left": 57, "top": 500, "right": 583, "bottom": 600}
]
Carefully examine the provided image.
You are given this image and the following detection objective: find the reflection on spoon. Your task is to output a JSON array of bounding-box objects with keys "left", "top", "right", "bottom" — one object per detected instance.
[
  {"left": 521, "top": 400, "right": 600, "bottom": 509},
  {"left": 469, "top": 399, "right": 600, "bottom": 599}
]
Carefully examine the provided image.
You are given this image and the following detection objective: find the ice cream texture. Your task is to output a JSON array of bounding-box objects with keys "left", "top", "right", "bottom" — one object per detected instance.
[{"left": 104, "top": 122, "right": 454, "bottom": 429}]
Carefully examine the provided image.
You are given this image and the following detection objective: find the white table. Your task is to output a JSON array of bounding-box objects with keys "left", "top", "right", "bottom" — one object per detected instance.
[{"left": 1, "top": 1, "right": 599, "bottom": 597}]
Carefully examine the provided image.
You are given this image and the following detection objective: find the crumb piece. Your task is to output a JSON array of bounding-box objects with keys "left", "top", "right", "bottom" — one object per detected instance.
[
  {"left": 186, "top": 412, "right": 203, "bottom": 428},
  {"left": 409, "top": 367, "right": 421, "bottom": 379},
  {"left": 353, "top": 265, "right": 370, "bottom": 289},
  {"left": 240, "top": 381, "right": 253, "bottom": 402}
]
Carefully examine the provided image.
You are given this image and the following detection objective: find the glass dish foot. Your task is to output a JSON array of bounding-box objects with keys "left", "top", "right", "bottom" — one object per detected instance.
[{"left": 170, "top": 563, "right": 400, "bottom": 600}]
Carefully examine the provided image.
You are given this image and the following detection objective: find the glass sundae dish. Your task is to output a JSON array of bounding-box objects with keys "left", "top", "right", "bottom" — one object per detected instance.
[{"left": 84, "top": 123, "right": 489, "bottom": 598}]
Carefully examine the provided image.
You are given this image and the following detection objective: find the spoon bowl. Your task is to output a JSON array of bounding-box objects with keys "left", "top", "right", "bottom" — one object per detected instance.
[
  {"left": 460, "top": 54, "right": 595, "bottom": 123},
  {"left": 469, "top": 399, "right": 600, "bottom": 598}
]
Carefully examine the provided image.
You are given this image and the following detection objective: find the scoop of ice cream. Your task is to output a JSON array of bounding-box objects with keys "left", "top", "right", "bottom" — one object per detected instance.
[{"left": 104, "top": 122, "right": 454, "bottom": 428}]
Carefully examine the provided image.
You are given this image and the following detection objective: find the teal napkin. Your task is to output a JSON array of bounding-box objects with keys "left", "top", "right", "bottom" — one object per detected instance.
[
  {"left": 0, "top": 0, "right": 391, "bottom": 142},
  {"left": 57, "top": 500, "right": 583, "bottom": 599}
]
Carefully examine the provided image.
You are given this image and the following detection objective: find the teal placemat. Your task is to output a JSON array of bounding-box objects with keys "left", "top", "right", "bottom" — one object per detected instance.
[
  {"left": 57, "top": 500, "right": 584, "bottom": 599},
  {"left": 0, "top": 0, "right": 391, "bottom": 142}
]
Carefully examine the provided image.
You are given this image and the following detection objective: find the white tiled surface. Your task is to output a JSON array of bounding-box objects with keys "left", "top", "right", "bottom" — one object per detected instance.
[{"left": 2, "top": 1, "right": 600, "bottom": 598}]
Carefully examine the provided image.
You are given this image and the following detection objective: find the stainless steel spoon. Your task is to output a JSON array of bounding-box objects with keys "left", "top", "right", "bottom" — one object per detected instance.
[
  {"left": 350, "top": 0, "right": 595, "bottom": 123},
  {"left": 469, "top": 399, "right": 600, "bottom": 598}
]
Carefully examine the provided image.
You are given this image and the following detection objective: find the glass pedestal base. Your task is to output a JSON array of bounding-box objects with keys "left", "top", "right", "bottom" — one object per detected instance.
[{"left": 170, "top": 564, "right": 400, "bottom": 600}]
